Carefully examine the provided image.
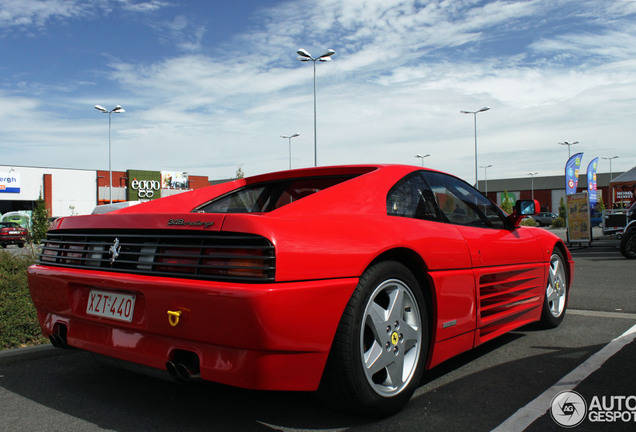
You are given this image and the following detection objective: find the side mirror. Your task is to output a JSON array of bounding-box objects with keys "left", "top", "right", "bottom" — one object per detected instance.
[
  {"left": 516, "top": 199, "right": 539, "bottom": 216},
  {"left": 507, "top": 199, "right": 540, "bottom": 228}
]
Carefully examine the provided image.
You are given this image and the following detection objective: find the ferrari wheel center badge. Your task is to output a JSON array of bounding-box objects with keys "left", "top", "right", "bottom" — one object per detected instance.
[{"left": 391, "top": 331, "right": 399, "bottom": 345}]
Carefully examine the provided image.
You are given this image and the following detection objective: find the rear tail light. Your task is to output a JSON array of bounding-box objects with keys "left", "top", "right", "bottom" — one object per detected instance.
[
  {"left": 200, "top": 248, "right": 270, "bottom": 279},
  {"left": 155, "top": 247, "right": 199, "bottom": 274},
  {"left": 38, "top": 232, "right": 275, "bottom": 282}
]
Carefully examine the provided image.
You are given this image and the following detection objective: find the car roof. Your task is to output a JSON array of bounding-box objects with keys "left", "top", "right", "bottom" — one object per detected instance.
[{"left": 114, "top": 164, "right": 434, "bottom": 215}]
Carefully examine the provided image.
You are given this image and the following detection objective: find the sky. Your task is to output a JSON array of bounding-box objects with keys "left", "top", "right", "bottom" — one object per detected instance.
[{"left": 1, "top": 0, "right": 635, "bottom": 183}]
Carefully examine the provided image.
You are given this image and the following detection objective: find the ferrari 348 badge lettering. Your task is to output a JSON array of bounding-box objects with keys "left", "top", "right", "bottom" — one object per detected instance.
[{"left": 168, "top": 219, "right": 215, "bottom": 228}]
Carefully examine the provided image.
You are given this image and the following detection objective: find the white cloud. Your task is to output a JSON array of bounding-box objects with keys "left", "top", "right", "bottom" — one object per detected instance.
[
  {"left": 0, "top": 0, "right": 88, "bottom": 29},
  {"left": 0, "top": 0, "right": 170, "bottom": 32},
  {"left": 1, "top": 0, "right": 636, "bottom": 182},
  {"left": 116, "top": 0, "right": 168, "bottom": 13}
]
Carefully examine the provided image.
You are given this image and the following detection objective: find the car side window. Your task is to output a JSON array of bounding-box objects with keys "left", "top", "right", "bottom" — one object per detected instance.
[
  {"left": 387, "top": 172, "right": 441, "bottom": 221},
  {"left": 421, "top": 171, "right": 507, "bottom": 229}
]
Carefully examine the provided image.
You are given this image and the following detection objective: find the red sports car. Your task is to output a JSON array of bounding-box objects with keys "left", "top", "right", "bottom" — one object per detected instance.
[
  {"left": 0, "top": 221, "right": 28, "bottom": 248},
  {"left": 28, "top": 165, "right": 573, "bottom": 416}
]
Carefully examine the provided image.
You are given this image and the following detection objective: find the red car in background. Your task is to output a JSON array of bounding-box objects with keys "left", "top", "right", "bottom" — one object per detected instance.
[
  {"left": 28, "top": 165, "right": 573, "bottom": 416},
  {"left": 0, "top": 221, "right": 28, "bottom": 248}
]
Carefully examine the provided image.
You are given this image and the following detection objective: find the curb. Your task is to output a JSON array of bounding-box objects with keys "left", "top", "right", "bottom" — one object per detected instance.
[{"left": 0, "top": 344, "right": 73, "bottom": 365}]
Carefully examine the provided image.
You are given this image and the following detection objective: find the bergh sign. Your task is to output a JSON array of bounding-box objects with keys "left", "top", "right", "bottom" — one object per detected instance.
[{"left": 0, "top": 172, "right": 20, "bottom": 193}]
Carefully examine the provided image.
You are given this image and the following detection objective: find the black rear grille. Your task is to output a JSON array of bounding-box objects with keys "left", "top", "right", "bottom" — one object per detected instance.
[{"left": 37, "top": 230, "right": 275, "bottom": 283}]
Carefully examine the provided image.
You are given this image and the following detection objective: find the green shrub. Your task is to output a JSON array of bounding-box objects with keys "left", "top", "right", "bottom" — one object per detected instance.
[
  {"left": 552, "top": 217, "right": 566, "bottom": 228},
  {"left": 520, "top": 217, "right": 538, "bottom": 226},
  {"left": 0, "top": 251, "right": 46, "bottom": 350}
]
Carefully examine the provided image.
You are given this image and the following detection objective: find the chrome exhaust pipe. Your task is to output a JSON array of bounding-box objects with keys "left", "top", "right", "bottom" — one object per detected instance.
[
  {"left": 176, "top": 363, "right": 201, "bottom": 381},
  {"left": 49, "top": 326, "right": 68, "bottom": 348},
  {"left": 167, "top": 350, "right": 202, "bottom": 382},
  {"left": 165, "top": 361, "right": 178, "bottom": 379},
  {"left": 49, "top": 334, "right": 62, "bottom": 348}
]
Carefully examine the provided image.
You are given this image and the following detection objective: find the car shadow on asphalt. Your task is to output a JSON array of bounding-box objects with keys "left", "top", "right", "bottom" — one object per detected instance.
[{"left": 0, "top": 330, "right": 609, "bottom": 432}]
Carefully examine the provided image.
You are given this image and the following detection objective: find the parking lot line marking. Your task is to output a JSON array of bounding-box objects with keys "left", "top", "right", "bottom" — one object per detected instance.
[
  {"left": 568, "top": 308, "right": 636, "bottom": 320},
  {"left": 491, "top": 322, "right": 636, "bottom": 432}
]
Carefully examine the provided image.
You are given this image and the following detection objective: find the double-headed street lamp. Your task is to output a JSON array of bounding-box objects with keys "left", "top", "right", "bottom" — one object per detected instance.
[
  {"left": 281, "top": 133, "right": 300, "bottom": 170},
  {"left": 95, "top": 104, "right": 125, "bottom": 204},
  {"left": 558, "top": 140, "right": 579, "bottom": 158},
  {"left": 460, "top": 106, "right": 490, "bottom": 188},
  {"left": 297, "top": 48, "right": 335, "bottom": 167},
  {"left": 527, "top": 172, "right": 538, "bottom": 201},
  {"left": 480, "top": 164, "right": 493, "bottom": 195},
  {"left": 414, "top": 153, "right": 430, "bottom": 167},
  {"left": 601, "top": 155, "right": 620, "bottom": 181}
]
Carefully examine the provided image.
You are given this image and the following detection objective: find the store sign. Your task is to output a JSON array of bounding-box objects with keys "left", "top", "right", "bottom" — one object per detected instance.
[
  {"left": 615, "top": 189, "right": 634, "bottom": 204},
  {"left": 0, "top": 172, "right": 20, "bottom": 193},
  {"left": 567, "top": 192, "right": 591, "bottom": 243},
  {"left": 161, "top": 171, "right": 189, "bottom": 189},
  {"left": 127, "top": 170, "right": 162, "bottom": 201}
]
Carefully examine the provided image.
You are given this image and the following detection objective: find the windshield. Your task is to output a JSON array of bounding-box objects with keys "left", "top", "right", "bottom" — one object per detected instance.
[{"left": 196, "top": 175, "right": 356, "bottom": 213}]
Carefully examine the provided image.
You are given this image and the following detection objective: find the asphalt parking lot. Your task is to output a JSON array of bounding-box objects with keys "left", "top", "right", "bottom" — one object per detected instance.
[{"left": 1, "top": 230, "right": 634, "bottom": 431}]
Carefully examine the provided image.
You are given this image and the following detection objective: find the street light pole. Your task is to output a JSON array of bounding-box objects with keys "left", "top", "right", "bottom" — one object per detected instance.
[
  {"left": 528, "top": 172, "right": 538, "bottom": 201},
  {"left": 601, "top": 155, "right": 620, "bottom": 208},
  {"left": 95, "top": 104, "right": 125, "bottom": 204},
  {"left": 558, "top": 140, "right": 579, "bottom": 158},
  {"left": 480, "top": 164, "right": 493, "bottom": 195},
  {"left": 281, "top": 133, "right": 300, "bottom": 170},
  {"left": 297, "top": 48, "right": 335, "bottom": 167},
  {"left": 414, "top": 153, "right": 430, "bottom": 167},
  {"left": 460, "top": 106, "right": 490, "bottom": 187},
  {"left": 601, "top": 155, "right": 620, "bottom": 181}
]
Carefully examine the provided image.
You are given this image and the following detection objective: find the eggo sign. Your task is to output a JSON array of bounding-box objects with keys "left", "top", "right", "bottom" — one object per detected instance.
[{"left": 131, "top": 179, "right": 161, "bottom": 198}]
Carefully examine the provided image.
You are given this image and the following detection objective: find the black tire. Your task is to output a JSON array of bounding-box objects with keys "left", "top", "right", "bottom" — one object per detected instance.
[
  {"left": 620, "top": 230, "right": 636, "bottom": 259},
  {"left": 1, "top": 243, "right": 6, "bottom": 249},
  {"left": 539, "top": 249, "right": 568, "bottom": 328},
  {"left": 319, "top": 261, "right": 428, "bottom": 417},
  {"left": 18, "top": 242, "right": 24, "bottom": 248}
]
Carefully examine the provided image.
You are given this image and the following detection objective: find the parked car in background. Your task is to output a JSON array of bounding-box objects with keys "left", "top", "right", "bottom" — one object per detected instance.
[
  {"left": 532, "top": 212, "right": 558, "bottom": 227},
  {"left": 0, "top": 221, "right": 28, "bottom": 248},
  {"left": 620, "top": 202, "right": 636, "bottom": 259},
  {"left": 28, "top": 164, "right": 574, "bottom": 416}
]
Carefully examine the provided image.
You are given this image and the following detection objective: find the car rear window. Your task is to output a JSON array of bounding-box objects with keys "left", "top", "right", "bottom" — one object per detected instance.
[{"left": 196, "top": 175, "right": 356, "bottom": 213}]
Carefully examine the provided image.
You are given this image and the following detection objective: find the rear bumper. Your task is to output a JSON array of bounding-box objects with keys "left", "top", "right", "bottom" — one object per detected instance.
[
  {"left": 28, "top": 265, "right": 358, "bottom": 391},
  {"left": 0, "top": 235, "right": 26, "bottom": 244}
]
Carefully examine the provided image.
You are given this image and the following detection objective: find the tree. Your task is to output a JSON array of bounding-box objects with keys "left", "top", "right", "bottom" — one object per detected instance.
[
  {"left": 31, "top": 193, "right": 50, "bottom": 244},
  {"left": 552, "top": 197, "right": 567, "bottom": 228},
  {"left": 558, "top": 197, "right": 566, "bottom": 219},
  {"left": 596, "top": 193, "right": 605, "bottom": 212},
  {"left": 234, "top": 167, "right": 245, "bottom": 179}
]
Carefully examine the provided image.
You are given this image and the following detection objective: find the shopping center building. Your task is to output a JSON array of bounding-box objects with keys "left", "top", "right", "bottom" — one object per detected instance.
[
  {"left": 479, "top": 171, "right": 628, "bottom": 212},
  {"left": 0, "top": 165, "right": 212, "bottom": 219},
  {"left": 1, "top": 164, "right": 631, "bottom": 225}
]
